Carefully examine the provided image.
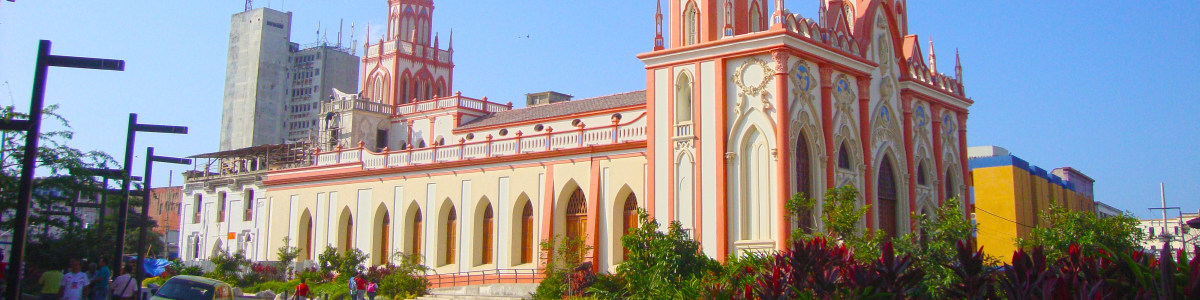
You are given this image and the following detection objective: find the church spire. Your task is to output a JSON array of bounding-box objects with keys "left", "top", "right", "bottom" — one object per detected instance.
[
  {"left": 771, "top": 0, "right": 786, "bottom": 29},
  {"left": 928, "top": 38, "right": 937, "bottom": 74},
  {"left": 654, "top": 0, "right": 665, "bottom": 50},
  {"left": 954, "top": 48, "right": 962, "bottom": 81}
]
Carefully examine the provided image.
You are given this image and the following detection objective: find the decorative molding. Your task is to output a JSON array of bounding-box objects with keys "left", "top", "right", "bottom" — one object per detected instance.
[{"left": 733, "top": 57, "right": 773, "bottom": 98}]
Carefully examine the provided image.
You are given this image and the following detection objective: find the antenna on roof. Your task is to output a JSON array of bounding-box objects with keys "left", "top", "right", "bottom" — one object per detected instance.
[
  {"left": 338, "top": 19, "right": 344, "bottom": 48},
  {"left": 350, "top": 23, "right": 356, "bottom": 54},
  {"left": 245, "top": 0, "right": 252, "bottom": 12}
]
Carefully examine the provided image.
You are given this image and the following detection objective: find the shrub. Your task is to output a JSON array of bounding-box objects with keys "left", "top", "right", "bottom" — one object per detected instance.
[
  {"left": 142, "top": 276, "right": 170, "bottom": 287},
  {"left": 377, "top": 252, "right": 430, "bottom": 298},
  {"left": 318, "top": 245, "right": 341, "bottom": 272},
  {"left": 336, "top": 248, "right": 370, "bottom": 279},
  {"left": 618, "top": 210, "right": 718, "bottom": 299},
  {"left": 532, "top": 234, "right": 592, "bottom": 299},
  {"left": 243, "top": 280, "right": 299, "bottom": 294}
]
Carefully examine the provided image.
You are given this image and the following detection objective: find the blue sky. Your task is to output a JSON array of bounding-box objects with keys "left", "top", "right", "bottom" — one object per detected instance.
[{"left": 0, "top": 1, "right": 1196, "bottom": 219}]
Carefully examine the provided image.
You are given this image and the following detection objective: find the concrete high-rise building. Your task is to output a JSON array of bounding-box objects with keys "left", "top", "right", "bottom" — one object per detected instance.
[
  {"left": 220, "top": 7, "right": 294, "bottom": 151},
  {"left": 285, "top": 45, "right": 359, "bottom": 142},
  {"left": 220, "top": 7, "right": 361, "bottom": 150}
]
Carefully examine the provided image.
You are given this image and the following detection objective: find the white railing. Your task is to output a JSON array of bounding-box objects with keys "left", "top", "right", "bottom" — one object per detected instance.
[
  {"left": 674, "top": 122, "right": 693, "bottom": 138},
  {"left": 393, "top": 94, "right": 512, "bottom": 116},
  {"left": 325, "top": 98, "right": 394, "bottom": 115},
  {"left": 366, "top": 40, "right": 453, "bottom": 64},
  {"left": 313, "top": 118, "right": 648, "bottom": 170}
]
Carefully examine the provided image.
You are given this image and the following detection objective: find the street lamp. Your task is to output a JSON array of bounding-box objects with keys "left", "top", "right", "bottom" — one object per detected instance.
[
  {"left": 113, "top": 114, "right": 187, "bottom": 280},
  {"left": 135, "top": 147, "right": 190, "bottom": 286},
  {"left": 0, "top": 40, "right": 123, "bottom": 300}
]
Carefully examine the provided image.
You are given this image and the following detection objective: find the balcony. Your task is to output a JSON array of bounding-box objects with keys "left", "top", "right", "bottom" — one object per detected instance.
[
  {"left": 314, "top": 114, "right": 648, "bottom": 170},
  {"left": 394, "top": 93, "right": 511, "bottom": 115},
  {"left": 673, "top": 122, "right": 694, "bottom": 139}
]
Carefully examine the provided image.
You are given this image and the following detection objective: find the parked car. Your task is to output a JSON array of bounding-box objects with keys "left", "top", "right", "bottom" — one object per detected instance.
[{"left": 150, "top": 275, "right": 235, "bottom": 300}]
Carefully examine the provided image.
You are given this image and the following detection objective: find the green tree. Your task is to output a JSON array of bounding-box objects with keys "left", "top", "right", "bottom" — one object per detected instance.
[
  {"left": 336, "top": 248, "right": 369, "bottom": 278},
  {"left": 276, "top": 236, "right": 302, "bottom": 278},
  {"left": 894, "top": 198, "right": 976, "bottom": 299},
  {"left": 818, "top": 185, "right": 884, "bottom": 261},
  {"left": 612, "top": 210, "right": 718, "bottom": 299},
  {"left": 1017, "top": 204, "right": 1145, "bottom": 261},
  {"left": 317, "top": 245, "right": 341, "bottom": 272}
]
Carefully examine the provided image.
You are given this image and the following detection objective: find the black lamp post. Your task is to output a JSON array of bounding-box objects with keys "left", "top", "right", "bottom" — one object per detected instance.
[
  {"left": 0, "top": 40, "right": 123, "bottom": 300},
  {"left": 112, "top": 114, "right": 187, "bottom": 280},
  {"left": 134, "top": 147, "right": 190, "bottom": 288}
]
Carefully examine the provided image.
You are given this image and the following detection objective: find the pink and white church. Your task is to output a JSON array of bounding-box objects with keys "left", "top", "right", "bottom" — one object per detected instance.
[{"left": 188, "top": 0, "right": 973, "bottom": 286}]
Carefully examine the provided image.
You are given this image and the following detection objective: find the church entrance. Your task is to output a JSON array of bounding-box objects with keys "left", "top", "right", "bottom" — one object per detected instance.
[{"left": 565, "top": 188, "right": 587, "bottom": 261}]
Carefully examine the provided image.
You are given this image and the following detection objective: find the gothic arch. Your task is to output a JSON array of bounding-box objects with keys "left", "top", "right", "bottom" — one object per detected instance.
[
  {"left": 298, "top": 209, "right": 314, "bottom": 261},
  {"left": 730, "top": 125, "right": 775, "bottom": 244},
  {"left": 370, "top": 72, "right": 391, "bottom": 105},
  {"left": 674, "top": 150, "right": 696, "bottom": 233},
  {"left": 875, "top": 152, "right": 909, "bottom": 239},
  {"left": 553, "top": 179, "right": 588, "bottom": 242},
  {"left": 336, "top": 207, "right": 354, "bottom": 253},
  {"left": 682, "top": 0, "right": 700, "bottom": 46},
  {"left": 401, "top": 201, "right": 424, "bottom": 258},
  {"left": 371, "top": 203, "right": 392, "bottom": 265},
  {"left": 436, "top": 198, "right": 457, "bottom": 266},
  {"left": 675, "top": 70, "right": 694, "bottom": 124},
  {"left": 399, "top": 71, "right": 412, "bottom": 104},
  {"left": 472, "top": 196, "right": 495, "bottom": 266},
  {"left": 608, "top": 185, "right": 639, "bottom": 264},
  {"left": 509, "top": 193, "right": 535, "bottom": 266}
]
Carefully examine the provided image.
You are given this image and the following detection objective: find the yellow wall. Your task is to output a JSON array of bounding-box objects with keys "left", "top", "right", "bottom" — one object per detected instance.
[{"left": 971, "top": 164, "right": 1094, "bottom": 263}]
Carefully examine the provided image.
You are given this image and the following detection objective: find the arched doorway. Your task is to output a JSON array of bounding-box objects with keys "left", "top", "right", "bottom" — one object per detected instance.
[
  {"left": 444, "top": 205, "right": 457, "bottom": 265},
  {"left": 411, "top": 207, "right": 423, "bottom": 257},
  {"left": 298, "top": 210, "right": 313, "bottom": 261},
  {"left": 877, "top": 155, "right": 899, "bottom": 239},
  {"left": 481, "top": 204, "right": 494, "bottom": 265},
  {"left": 622, "top": 193, "right": 638, "bottom": 260},
  {"left": 520, "top": 201, "right": 534, "bottom": 264},
  {"left": 566, "top": 188, "right": 587, "bottom": 261},
  {"left": 373, "top": 206, "right": 391, "bottom": 265},
  {"left": 337, "top": 208, "right": 353, "bottom": 253},
  {"left": 794, "top": 132, "right": 813, "bottom": 233}
]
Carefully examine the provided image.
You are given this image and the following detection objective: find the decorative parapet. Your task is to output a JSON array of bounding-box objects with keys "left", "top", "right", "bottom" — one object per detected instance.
[
  {"left": 777, "top": 12, "right": 862, "bottom": 57},
  {"left": 313, "top": 114, "right": 647, "bottom": 170},
  {"left": 364, "top": 39, "right": 452, "bottom": 64},
  {"left": 394, "top": 93, "right": 511, "bottom": 115}
]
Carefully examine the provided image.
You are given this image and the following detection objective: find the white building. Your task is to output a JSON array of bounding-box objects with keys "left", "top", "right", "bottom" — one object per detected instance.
[
  {"left": 1139, "top": 212, "right": 1199, "bottom": 258},
  {"left": 1094, "top": 201, "right": 1122, "bottom": 219}
]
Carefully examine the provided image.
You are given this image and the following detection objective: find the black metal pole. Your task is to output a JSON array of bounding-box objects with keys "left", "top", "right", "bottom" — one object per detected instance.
[
  {"left": 5, "top": 39, "right": 51, "bottom": 300},
  {"left": 135, "top": 147, "right": 154, "bottom": 287},
  {"left": 114, "top": 113, "right": 137, "bottom": 278},
  {"left": 99, "top": 176, "right": 109, "bottom": 231}
]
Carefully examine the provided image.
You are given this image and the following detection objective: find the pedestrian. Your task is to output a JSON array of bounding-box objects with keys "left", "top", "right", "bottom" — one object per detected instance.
[
  {"left": 37, "top": 264, "right": 63, "bottom": 300},
  {"left": 111, "top": 265, "right": 138, "bottom": 300},
  {"left": 365, "top": 280, "right": 377, "bottom": 300},
  {"left": 293, "top": 278, "right": 310, "bottom": 300},
  {"left": 60, "top": 258, "right": 89, "bottom": 300},
  {"left": 353, "top": 274, "right": 366, "bottom": 300},
  {"left": 90, "top": 258, "right": 111, "bottom": 300},
  {"left": 347, "top": 273, "right": 358, "bottom": 300}
]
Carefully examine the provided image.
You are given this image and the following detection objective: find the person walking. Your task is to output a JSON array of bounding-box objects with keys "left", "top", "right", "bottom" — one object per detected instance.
[
  {"left": 365, "top": 280, "right": 377, "bottom": 300},
  {"left": 37, "top": 265, "right": 63, "bottom": 300},
  {"left": 347, "top": 273, "right": 358, "bottom": 300},
  {"left": 111, "top": 265, "right": 138, "bottom": 300},
  {"left": 293, "top": 278, "right": 310, "bottom": 300},
  {"left": 60, "top": 258, "right": 89, "bottom": 300},
  {"left": 89, "top": 258, "right": 111, "bottom": 300},
  {"left": 353, "top": 274, "right": 367, "bottom": 300}
]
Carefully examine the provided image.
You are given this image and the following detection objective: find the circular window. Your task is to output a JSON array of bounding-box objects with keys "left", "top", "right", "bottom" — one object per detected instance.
[
  {"left": 611, "top": 113, "right": 622, "bottom": 122},
  {"left": 571, "top": 119, "right": 583, "bottom": 127},
  {"left": 534, "top": 124, "right": 545, "bottom": 132},
  {"left": 465, "top": 133, "right": 475, "bottom": 140},
  {"left": 498, "top": 129, "right": 509, "bottom": 136}
]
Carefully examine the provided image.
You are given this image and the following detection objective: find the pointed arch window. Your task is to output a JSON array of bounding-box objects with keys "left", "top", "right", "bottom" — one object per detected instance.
[
  {"left": 445, "top": 206, "right": 457, "bottom": 265},
  {"left": 520, "top": 202, "right": 534, "bottom": 264},
  {"left": 749, "top": 1, "right": 762, "bottom": 32},
  {"left": 622, "top": 193, "right": 638, "bottom": 261},
  {"left": 917, "top": 162, "right": 929, "bottom": 186},
  {"left": 683, "top": 1, "right": 700, "bottom": 46},
  {"left": 675, "top": 72, "right": 693, "bottom": 124},
  {"left": 794, "top": 132, "right": 813, "bottom": 232},
  {"left": 482, "top": 204, "right": 494, "bottom": 265},
  {"left": 837, "top": 143, "right": 852, "bottom": 170},
  {"left": 877, "top": 155, "right": 899, "bottom": 238},
  {"left": 400, "top": 75, "right": 410, "bottom": 104},
  {"left": 379, "top": 212, "right": 391, "bottom": 265},
  {"left": 944, "top": 170, "right": 957, "bottom": 200},
  {"left": 373, "top": 76, "right": 387, "bottom": 104}
]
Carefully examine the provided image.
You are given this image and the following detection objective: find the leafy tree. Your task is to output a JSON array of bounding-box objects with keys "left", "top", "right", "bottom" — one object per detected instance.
[
  {"left": 818, "top": 185, "right": 884, "bottom": 261},
  {"left": 894, "top": 198, "right": 978, "bottom": 299},
  {"left": 336, "top": 248, "right": 369, "bottom": 279},
  {"left": 276, "top": 236, "right": 302, "bottom": 277},
  {"left": 317, "top": 245, "right": 341, "bottom": 272},
  {"left": 611, "top": 210, "right": 718, "bottom": 299},
  {"left": 532, "top": 234, "right": 592, "bottom": 299},
  {"left": 378, "top": 252, "right": 430, "bottom": 298},
  {"left": 1017, "top": 204, "right": 1145, "bottom": 261}
]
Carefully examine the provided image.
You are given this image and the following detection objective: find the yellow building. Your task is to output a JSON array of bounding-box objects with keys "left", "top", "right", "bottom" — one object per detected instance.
[{"left": 968, "top": 146, "right": 1095, "bottom": 262}]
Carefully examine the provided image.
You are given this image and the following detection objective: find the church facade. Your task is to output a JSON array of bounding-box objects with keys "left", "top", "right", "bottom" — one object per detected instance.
[{"left": 187, "top": 0, "right": 974, "bottom": 283}]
